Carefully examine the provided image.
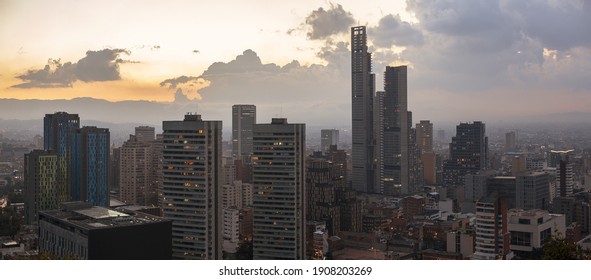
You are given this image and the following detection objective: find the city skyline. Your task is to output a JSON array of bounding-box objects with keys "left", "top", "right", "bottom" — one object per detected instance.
[{"left": 1, "top": 1, "right": 590, "bottom": 127}]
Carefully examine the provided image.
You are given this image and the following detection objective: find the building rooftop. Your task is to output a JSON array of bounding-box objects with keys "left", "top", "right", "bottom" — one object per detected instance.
[{"left": 40, "top": 205, "right": 168, "bottom": 231}]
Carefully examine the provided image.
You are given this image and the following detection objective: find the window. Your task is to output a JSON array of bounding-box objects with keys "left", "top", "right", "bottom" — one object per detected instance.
[{"left": 510, "top": 231, "right": 532, "bottom": 247}]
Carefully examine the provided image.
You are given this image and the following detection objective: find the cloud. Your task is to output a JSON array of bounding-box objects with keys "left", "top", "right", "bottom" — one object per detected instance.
[
  {"left": 201, "top": 49, "right": 282, "bottom": 76},
  {"left": 159, "top": 75, "right": 207, "bottom": 100},
  {"left": 12, "top": 48, "right": 131, "bottom": 88},
  {"left": 396, "top": 0, "right": 591, "bottom": 92},
  {"left": 302, "top": 3, "right": 355, "bottom": 40},
  {"left": 369, "top": 14, "right": 423, "bottom": 47},
  {"left": 503, "top": 0, "right": 591, "bottom": 51},
  {"left": 161, "top": 49, "right": 350, "bottom": 125},
  {"left": 192, "top": 50, "right": 200, "bottom": 54},
  {"left": 159, "top": 75, "right": 201, "bottom": 89}
]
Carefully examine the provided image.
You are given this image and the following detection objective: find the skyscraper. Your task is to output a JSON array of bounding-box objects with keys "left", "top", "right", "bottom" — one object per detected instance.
[
  {"left": 549, "top": 150, "right": 575, "bottom": 197},
  {"left": 252, "top": 118, "right": 305, "bottom": 260},
  {"left": 119, "top": 134, "right": 153, "bottom": 205},
  {"left": 443, "top": 122, "right": 488, "bottom": 188},
  {"left": 407, "top": 113, "right": 424, "bottom": 194},
  {"left": 70, "top": 127, "right": 110, "bottom": 207},
  {"left": 320, "top": 129, "right": 339, "bottom": 153},
  {"left": 376, "top": 66, "right": 409, "bottom": 195},
  {"left": 24, "top": 150, "right": 58, "bottom": 225},
  {"left": 43, "top": 112, "right": 80, "bottom": 204},
  {"left": 472, "top": 194, "right": 512, "bottom": 260},
  {"left": 416, "top": 120, "right": 433, "bottom": 153},
  {"left": 161, "top": 114, "right": 222, "bottom": 260},
  {"left": 306, "top": 155, "right": 346, "bottom": 236},
  {"left": 232, "top": 104, "right": 256, "bottom": 159},
  {"left": 351, "top": 26, "right": 376, "bottom": 193}
]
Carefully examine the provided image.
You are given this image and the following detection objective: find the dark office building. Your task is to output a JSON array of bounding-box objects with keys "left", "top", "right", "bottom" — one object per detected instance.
[
  {"left": 39, "top": 202, "right": 171, "bottom": 259},
  {"left": 306, "top": 156, "right": 346, "bottom": 235},
  {"left": 443, "top": 122, "right": 488, "bottom": 188},
  {"left": 375, "top": 66, "right": 409, "bottom": 195}
]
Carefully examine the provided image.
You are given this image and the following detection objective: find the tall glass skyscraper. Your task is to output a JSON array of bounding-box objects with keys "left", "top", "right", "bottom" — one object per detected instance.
[
  {"left": 351, "top": 26, "right": 376, "bottom": 193},
  {"left": 376, "top": 66, "right": 409, "bottom": 195},
  {"left": 70, "top": 126, "right": 110, "bottom": 207}
]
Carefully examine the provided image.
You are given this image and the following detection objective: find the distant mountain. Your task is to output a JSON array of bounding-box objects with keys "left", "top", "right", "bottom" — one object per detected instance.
[
  {"left": 0, "top": 97, "right": 199, "bottom": 126},
  {"left": 0, "top": 118, "right": 162, "bottom": 145}
]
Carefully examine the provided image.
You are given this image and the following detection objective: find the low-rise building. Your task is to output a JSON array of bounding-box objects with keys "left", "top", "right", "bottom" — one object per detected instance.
[
  {"left": 39, "top": 202, "right": 171, "bottom": 259},
  {"left": 508, "top": 209, "right": 565, "bottom": 259}
]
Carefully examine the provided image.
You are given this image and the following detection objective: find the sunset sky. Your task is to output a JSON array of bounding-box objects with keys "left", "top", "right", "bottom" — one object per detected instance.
[{"left": 1, "top": 0, "right": 590, "bottom": 126}]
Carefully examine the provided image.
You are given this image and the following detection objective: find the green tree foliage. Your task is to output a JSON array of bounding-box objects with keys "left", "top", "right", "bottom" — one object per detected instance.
[{"left": 542, "top": 231, "right": 591, "bottom": 260}]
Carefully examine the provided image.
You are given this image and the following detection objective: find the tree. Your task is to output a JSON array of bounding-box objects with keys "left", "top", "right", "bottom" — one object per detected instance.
[{"left": 542, "top": 231, "right": 591, "bottom": 260}]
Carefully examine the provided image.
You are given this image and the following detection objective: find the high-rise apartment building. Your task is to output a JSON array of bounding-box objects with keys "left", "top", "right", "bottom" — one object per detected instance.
[
  {"left": 43, "top": 112, "right": 80, "bottom": 204},
  {"left": 232, "top": 104, "right": 256, "bottom": 159},
  {"left": 549, "top": 150, "right": 575, "bottom": 197},
  {"left": 252, "top": 118, "right": 305, "bottom": 260},
  {"left": 472, "top": 195, "right": 512, "bottom": 260},
  {"left": 407, "top": 113, "right": 424, "bottom": 194},
  {"left": 70, "top": 127, "right": 110, "bottom": 207},
  {"left": 443, "top": 122, "right": 488, "bottom": 188},
  {"left": 24, "top": 150, "right": 58, "bottom": 225},
  {"left": 119, "top": 135, "right": 154, "bottom": 205},
  {"left": 320, "top": 129, "right": 339, "bottom": 153},
  {"left": 161, "top": 114, "right": 222, "bottom": 260},
  {"left": 351, "top": 26, "right": 376, "bottom": 193}
]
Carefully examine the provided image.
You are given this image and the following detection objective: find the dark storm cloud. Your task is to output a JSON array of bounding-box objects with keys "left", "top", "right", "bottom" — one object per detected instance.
[
  {"left": 368, "top": 14, "right": 423, "bottom": 47},
  {"left": 303, "top": 3, "right": 355, "bottom": 40},
  {"left": 396, "top": 0, "right": 591, "bottom": 93},
  {"left": 407, "top": 0, "right": 518, "bottom": 53},
  {"left": 12, "top": 48, "right": 131, "bottom": 88},
  {"left": 503, "top": 0, "right": 591, "bottom": 51}
]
